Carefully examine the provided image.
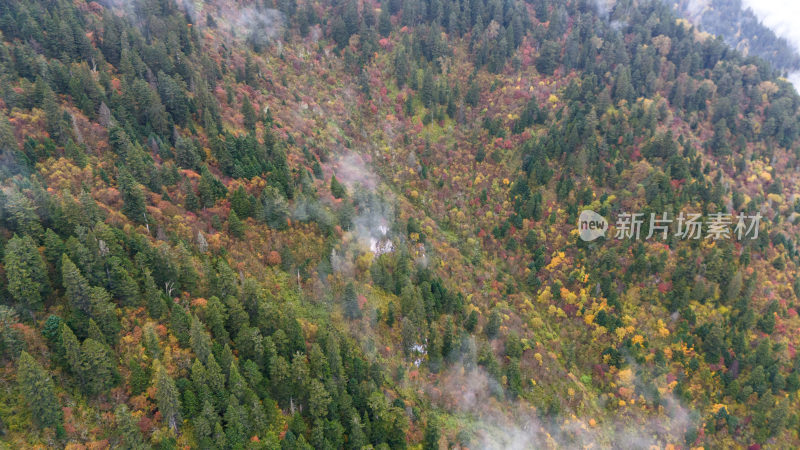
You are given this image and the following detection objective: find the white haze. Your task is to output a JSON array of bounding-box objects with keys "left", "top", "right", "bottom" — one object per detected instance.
[
  {"left": 740, "top": 0, "right": 800, "bottom": 89},
  {"left": 335, "top": 152, "right": 395, "bottom": 256},
  {"left": 233, "top": 7, "right": 284, "bottom": 47},
  {"left": 423, "top": 362, "right": 695, "bottom": 449},
  {"left": 329, "top": 151, "right": 398, "bottom": 278}
]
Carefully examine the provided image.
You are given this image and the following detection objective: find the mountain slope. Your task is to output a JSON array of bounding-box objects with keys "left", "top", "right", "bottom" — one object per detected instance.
[
  {"left": 0, "top": 0, "right": 799, "bottom": 448},
  {"left": 666, "top": 0, "right": 800, "bottom": 77}
]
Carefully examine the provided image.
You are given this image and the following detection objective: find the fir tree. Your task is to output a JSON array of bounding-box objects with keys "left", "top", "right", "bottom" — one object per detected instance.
[
  {"left": 170, "top": 305, "right": 191, "bottom": 347},
  {"left": 89, "top": 286, "right": 120, "bottom": 340},
  {"left": 114, "top": 404, "right": 147, "bottom": 449},
  {"left": 343, "top": 282, "right": 362, "bottom": 319},
  {"left": 423, "top": 416, "right": 441, "bottom": 450},
  {"left": 107, "top": 256, "right": 140, "bottom": 306},
  {"left": 308, "top": 378, "right": 331, "bottom": 419},
  {"left": 197, "top": 165, "right": 227, "bottom": 208},
  {"left": 242, "top": 97, "right": 257, "bottom": 131},
  {"left": 348, "top": 414, "right": 367, "bottom": 449},
  {"left": 0, "top": 110, "right": 17, "bottom": 155},
  {"left": 154, "top": 360, "right": 182, "bottom": 433},
  {"left": 4, "top": 234, "right": 50, "bottom": 311},
  {"left": 189, "top": 314, "right": 212, "bottom": 365},
  {"left": 118, "top": 168, "right": 147, "bottom": 224},
  {"left": 183, "top": 180, "right": 200, "bottom": 211},
  {"left": 228, "top": 210, "right": 245, "bottom": 239},
  {"left": 17, "top": 351, "right": 62, "bottom": 429},
  {"left": 229, "top": 185, "right": 253, "bottom": 218},
  {"left": 62, "top": 254, "right": 92, "bottom": 315},
  {"left": 60, "top": 323, "right": 82, "bottom": 377},
  {"left": 330, "top": 174, "right": 346, "bottom": 199},
  {"left": 81, "top": 338, "right": 117, "bottom": 396}
]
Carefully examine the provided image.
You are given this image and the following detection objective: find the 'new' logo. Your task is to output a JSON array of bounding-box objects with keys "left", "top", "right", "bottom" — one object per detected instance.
[{"left": 578, "top": 210, "right": 607, "bottom": 241}]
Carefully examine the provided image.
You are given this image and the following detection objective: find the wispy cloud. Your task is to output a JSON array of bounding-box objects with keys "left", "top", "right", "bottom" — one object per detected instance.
[{"left": 741, "top": 0, "right": 800, "bottom": 87}]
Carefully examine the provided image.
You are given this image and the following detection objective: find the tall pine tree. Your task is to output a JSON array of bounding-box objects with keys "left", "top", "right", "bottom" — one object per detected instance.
[
  {"left": 118, "top": 167, "right": 147, "bottom": 224},
  {"left": 17, "top": 351, "right": 62, "bottom": 429},
  {"left": 154, "top": 360, "right": 182, "bottom": 433},
  {"left": 4, "top": 234, "right": 50, "bottom": 311},
  {"left": 62, "top": 254, "right": 92, "bottom": 315}
]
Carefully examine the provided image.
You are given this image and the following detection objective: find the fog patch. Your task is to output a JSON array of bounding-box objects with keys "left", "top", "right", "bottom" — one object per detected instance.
[
  {"left": 422, "top": 359, "right": 696, "bottom": 449},
  {"left": 233, "top": 7, "right": 285, "bottom": 50}
]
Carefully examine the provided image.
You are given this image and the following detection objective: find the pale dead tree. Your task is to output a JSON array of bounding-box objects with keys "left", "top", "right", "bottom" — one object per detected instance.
[
  {"left": 196, "top": 230, "right": 208, "bottom": 252},
  {"left": 98, "top": 239, "right": 109, "bottom": 258},
  {"left": 97, "top": 238, "right": 112, "bottom": 283},
  {"left": 164, "top": 280, "right": 175, "bottom": 298},
  {"left": 71, "top": 113, "right": 84, "bottom": 144},
  {"left": 98, "top": 102, "right": 113, "bottom": 128}
]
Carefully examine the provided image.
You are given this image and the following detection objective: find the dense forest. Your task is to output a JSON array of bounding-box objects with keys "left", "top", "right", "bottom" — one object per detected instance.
[{"left": 0, "top": 0, "right": 799, "bottom": 448}]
